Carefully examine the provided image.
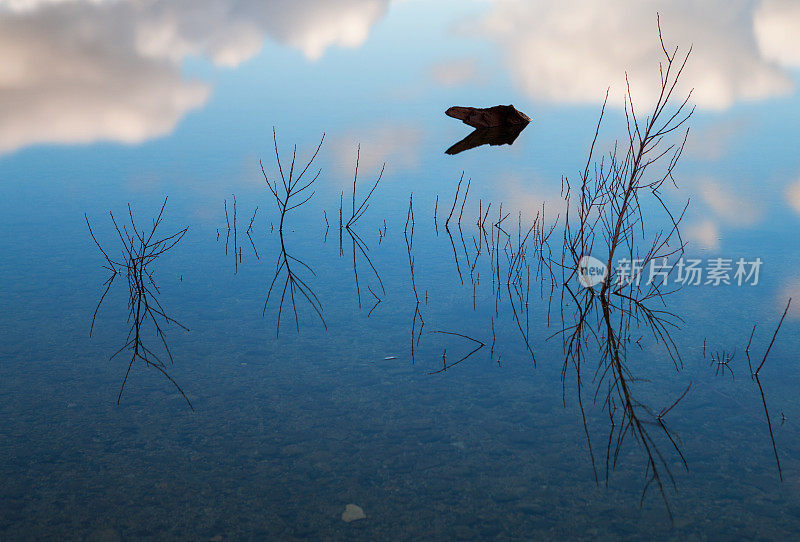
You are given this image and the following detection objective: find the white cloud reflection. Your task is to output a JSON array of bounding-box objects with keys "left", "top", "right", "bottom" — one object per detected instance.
[
  {"left": 684, "top": 117, "right": 749, "bottom": 161},
  {"left": 683, "top": 177, "right": 762, "bottom": 250},
  {"left": 697, "top": 178, "right": 763, "bottom": 227},
  {"left": 786, "top": 177, "right": 800, "bottom": 215},
  {"left": 778, "top": 279, "right": 800, "bottom": 320},
  {"left": 685, "top": 219, "right": 720, "bottom": 251},
  {"left": 0, "top": 0, "right": 389, "bottom": 153},
  {"left": 754, "top": 0, "right": 800, "bottom": 68},
  {"left": 430, "top": 58, "right": 479, "bottom": 87},
  {"left": 330, "top": 123, "right": 424, "bottom": 184},
  {"left": 478, "top": 0, "right": 799, "bottom": 110},
  {"left": 3, "top": 0, "right": 800, "bottom": 155}
]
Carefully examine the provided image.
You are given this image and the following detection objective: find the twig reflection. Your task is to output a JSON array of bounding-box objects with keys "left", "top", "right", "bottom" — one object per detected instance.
[{"left": 86, "top": 197, "right": 192, "bottom": 409}]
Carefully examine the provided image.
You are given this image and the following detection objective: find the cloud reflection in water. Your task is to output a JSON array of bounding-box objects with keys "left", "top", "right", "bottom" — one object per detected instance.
[
  {"left": 0, "top": 0, "right": 389, "bottom": 153},
  {"left": 477, "top": 0, "right": 800, "bottom": 110}
]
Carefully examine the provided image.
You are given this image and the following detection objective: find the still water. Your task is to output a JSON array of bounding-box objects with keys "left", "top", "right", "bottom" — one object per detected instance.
[{"left": 2, "top": 1, "right": 800, "bottom": 540}]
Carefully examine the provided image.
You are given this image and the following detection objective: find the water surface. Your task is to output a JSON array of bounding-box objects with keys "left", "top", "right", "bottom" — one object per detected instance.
[{"left": 2, "top": 1, "right": 800, "bottom": 540}]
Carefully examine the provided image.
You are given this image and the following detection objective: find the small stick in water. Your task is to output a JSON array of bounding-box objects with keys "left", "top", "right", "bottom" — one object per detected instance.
[
  {"left": 755, "top": 298, "right": 791, "bottom": 375},
  {"left": 458, "top": 178, "right": 471, "bottom": 225},
  {"left": 446, "top": 173, "right": 464, "bottom": 228},
  {"left": 657, "top": 381, "right": 692, "bottom": 420}
]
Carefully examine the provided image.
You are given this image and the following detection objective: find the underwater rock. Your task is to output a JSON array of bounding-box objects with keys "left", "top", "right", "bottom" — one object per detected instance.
[
  {"left": 342, "top": 504, "right": 366, "bottom": 522},
  {"left": 445, "top": 105, "right": 531, "bottom": 129}
]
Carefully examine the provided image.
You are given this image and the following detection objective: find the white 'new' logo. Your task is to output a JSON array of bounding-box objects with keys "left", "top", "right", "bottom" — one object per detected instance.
[{"left": 578, "top": 255, "right": 607, "bottom": 288}]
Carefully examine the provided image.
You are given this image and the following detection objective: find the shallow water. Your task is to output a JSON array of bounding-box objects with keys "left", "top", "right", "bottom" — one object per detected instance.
[{"left": 2, "top": 1, "right": 800, "bottom": 540}]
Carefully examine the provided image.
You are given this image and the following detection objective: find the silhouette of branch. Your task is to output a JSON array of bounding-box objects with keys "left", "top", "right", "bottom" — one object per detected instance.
[
  {"left": 261, "top": 129, "right": 326, "bottom": 336},
  {"left": 86, "top": 197, "right": 192, "bottom": 409}
]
